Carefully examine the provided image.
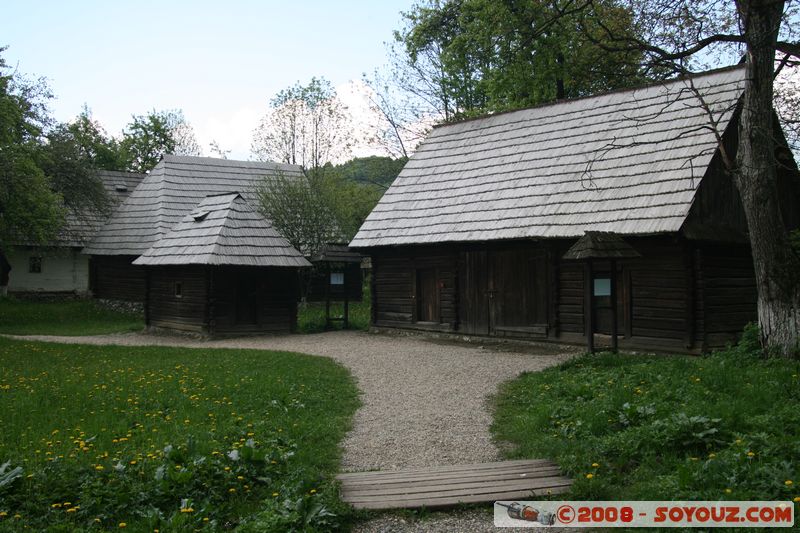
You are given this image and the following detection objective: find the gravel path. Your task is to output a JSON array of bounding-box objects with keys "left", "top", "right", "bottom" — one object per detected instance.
[{"left": 10, "top": 330, "right": 575, "bottom": 532}]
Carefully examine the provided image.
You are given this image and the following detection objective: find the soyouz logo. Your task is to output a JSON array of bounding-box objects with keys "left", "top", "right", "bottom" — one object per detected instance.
[{"left": 493, "top": 501, "right": 795, "bottom": 528}]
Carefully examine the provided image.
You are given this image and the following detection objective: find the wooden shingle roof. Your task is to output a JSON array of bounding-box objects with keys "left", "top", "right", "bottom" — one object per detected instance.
[
  {"left": 83, "top": 155, "right": 303, "bottom": 256},
  {"left": 133, "top": 193, "right": 310, "bottom": 268},
  {"left": 350, "top": 67, "right": 746, "bottom": 248}
]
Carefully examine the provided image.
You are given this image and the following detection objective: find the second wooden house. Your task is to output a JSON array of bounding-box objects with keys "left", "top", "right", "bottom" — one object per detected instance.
[{"left": 133, "top": 193, "right": 310, "bottom": 335}]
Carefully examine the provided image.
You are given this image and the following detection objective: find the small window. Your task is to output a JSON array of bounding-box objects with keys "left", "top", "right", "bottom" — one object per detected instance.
[
  {"left": 28, "top": 256, "right": 42, "bottom": 274},
  {"left": 330, "top": 272, "right": 344, "bottom": 285},
  {"left": 174, "top": 282, "right": 183, "bottom": 297},
  {"left": 593, "top": 278, "right": 611, "bottom": 296}
]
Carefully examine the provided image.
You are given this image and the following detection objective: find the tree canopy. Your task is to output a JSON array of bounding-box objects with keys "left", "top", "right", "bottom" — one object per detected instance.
[
  {"left": 251, "top": 77, "right": 353, "bottom": 171},
  {"left": 0, "top": 48, "right": 65, "bottom": 251},
  {"left": 390, "top": 0, "right": 648, "bottom": 120},
  {"left": 119, "top": 109, "right": 201, "bottom": 173}
]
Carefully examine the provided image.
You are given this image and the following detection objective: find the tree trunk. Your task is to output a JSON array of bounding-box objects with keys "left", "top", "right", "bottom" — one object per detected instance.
[{"left": 734, "top": 0, "right": 800, "bottom": 357}]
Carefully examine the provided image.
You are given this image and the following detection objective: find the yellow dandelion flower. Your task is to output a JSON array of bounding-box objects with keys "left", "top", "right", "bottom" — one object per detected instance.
[
  {"left": 0, "top": 511, "right": 7, "bottom": 518},
  {"left": 310, "top": 489, "right": 317, "bottom": 494},
  {"left": 786, "top": 480, "right": 794, "bottom": 486},
  {"left": 95, "top": 465, "right": 104, "bottom": 471},
  {"left": 586, "top": 473, "right": 594, "bottom": 479},
  {"left": 66, "top": 508, "right": 77, "bottom": 513},
  {"left": 119, "top": 523, "right": 127, "bottom": 528},
  {"left": 747, "top": 452, "right": 755, "bottom": 457},
  {"left": 51, "top": 503, "right": 62, "bottom": 508},
  {"left": 13, "top": 514, "right": 21, "bottom": 519},
  {"left": 708, "top": 453, "right": 716, "bottom": 459},
  {"left": 180, "top": 507, "right": 194, "bottom": 513},
  {"left": 228, "top": 488, "right": 236, "bottom": 493},
  {"left": 725, "top": 489, "right": 732, "bottom": 494},
  {"left": 272, "top": 492, "right": 279, "bottom": 497},
  {"left": 794, "top": 496, "right": 800, "bottom": 503},
  {"left": 591, "top": 463, "right": 599, "bottom": 467},
  {"left": 203, "top": 517, "right": 209, "bottom": 522}
]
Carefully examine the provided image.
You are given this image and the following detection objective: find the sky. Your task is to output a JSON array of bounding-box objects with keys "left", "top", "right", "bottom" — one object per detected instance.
[{"left": 2, "top": 0, "right": 416, "bottom": 159}]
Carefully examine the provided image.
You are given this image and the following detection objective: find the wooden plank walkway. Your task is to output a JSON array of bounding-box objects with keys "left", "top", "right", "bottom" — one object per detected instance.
[{"left": 337, "top": 459, "right": 572, "bottom": 510}]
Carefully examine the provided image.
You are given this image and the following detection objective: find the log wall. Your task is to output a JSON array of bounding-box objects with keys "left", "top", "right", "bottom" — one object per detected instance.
[
  {"left": 367, "top": 235, "right": 758, "bottom": 353},
  {"left": 90, "top": 255, "right": 146, "bottom": 302}
]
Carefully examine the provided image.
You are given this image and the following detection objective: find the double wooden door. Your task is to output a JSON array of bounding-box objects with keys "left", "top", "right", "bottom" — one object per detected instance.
[{"left": 458, "top": 249, "right": 548, "bottom": 336}]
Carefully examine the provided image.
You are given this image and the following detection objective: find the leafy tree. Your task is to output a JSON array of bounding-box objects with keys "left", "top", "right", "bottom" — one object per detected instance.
[
  {"left": 389, "top": 0, "right": 647, "bottom": 121},
  {"left": 40, "top": 121, "right": 112, "bottom": 226},
  {"left": 256, "top": 156, "right": 404, "bottom": 258},
  {"left": 120, "top": 109, "right": 201, "bottom": 173},
  {"left": 255, "top": 172, "right": 342, "bottom": 258},
  {"left": 0, "top": 47, "right": 64, "bottom": 256},
  {"left": 59, "top": 106, "right": 125, "bottom": 171},
  {"left": 251, "top": 78, "right": 353, "bottom": 171},
  {"left": 325, "top": 155, "right": 406, "bottom": 188}
]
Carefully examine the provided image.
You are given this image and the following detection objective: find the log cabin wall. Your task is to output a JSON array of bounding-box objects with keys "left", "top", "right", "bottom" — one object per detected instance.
[
  {"left": 694, "top": 243, "right": 757, "bottom": 349},
  {"left": 90, "top": 255, "right": 146, "bottom": 302},
  {"left": 368, "top": 235, "right": 757, "bottom": 353},
  {"left": 371, "top": 247, "right": 458, "bottom": 331},
  {"left": 146, "top": 266, "right": 208, "bottom": 333},
  {"left": 211, "top": 266, "right": 298, "bottom": 336}
]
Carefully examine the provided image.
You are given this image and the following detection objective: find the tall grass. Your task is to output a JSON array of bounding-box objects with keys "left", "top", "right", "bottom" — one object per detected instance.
[
  {"left": 493, "top": 328, "right": 800, "bottom": 503},
  {"left": 0, "top": 298, "right": 143, "bottom": 336}
]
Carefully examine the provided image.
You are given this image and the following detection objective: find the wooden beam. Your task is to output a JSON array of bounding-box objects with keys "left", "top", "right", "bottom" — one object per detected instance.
[
  {"left": 610, "top": 259, "right": 618, "bottom": 353},
  {"left": 584, "top": 259, "right": 594, "bottom": 353}
]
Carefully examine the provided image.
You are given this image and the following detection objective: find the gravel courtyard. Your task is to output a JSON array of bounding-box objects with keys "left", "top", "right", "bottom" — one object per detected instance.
[{"left": 13, "top": 330, "right": 575, "bottom": 531}]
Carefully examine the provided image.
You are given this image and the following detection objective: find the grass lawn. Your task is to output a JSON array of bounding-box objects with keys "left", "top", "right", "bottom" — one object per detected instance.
[
  {"left": 0, "top": 298, "right": 143, "bottom": 336},
  {"left": 0, "top": 337, "right": 359, "bottom": 532},
  {"left": 493, "top": 329, "right": 800, "bottom": 505},
  {"left": 297, "top": 300, "right": 370, "bottom": 334},
  {"left": 297, "top": 279, "right": 371, "bottom": 334}
]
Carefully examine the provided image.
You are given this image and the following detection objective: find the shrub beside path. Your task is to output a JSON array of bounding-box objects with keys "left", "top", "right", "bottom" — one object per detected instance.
[{"left": 11, "top": 330, "right": 575, "bottom": 532}]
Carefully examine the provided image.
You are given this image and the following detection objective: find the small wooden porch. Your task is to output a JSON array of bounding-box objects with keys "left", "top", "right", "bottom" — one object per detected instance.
[{"left": 337, "top": 459, "right": 572, "bottom": 510}]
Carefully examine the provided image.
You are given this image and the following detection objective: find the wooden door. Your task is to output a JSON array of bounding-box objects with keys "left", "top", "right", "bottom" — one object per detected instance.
[
  {"left": 416, "top": 268, "right": 439, "bottom": 322},
  {"left": 458, "top": 251, "right": 489, "bottom": 335},
  {"left": 489, "top": 249, "right": 548, "bottom": 335},
  {"left": 592, "top": 267, "right": 626, "bottom": 335}
]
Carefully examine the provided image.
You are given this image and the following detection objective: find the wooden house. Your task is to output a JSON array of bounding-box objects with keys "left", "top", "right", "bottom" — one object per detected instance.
[
  {"left": 350, "top": 66, "right": 800, "bottom": 353},
  {"left": 133, "top": 193, "right": 310, "bottom": 336},
  {"left": 83, "top": 155, "right": 304, "bottom": 301},
  {"left": 3, "top": 170, "right": 144, "bottom": 296}
]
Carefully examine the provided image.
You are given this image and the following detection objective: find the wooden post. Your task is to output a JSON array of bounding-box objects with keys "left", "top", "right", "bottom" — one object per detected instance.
[
  {"left": 584, "top": 259, "right": 594, "bottom": 353},
  {"left": 324, "top": 263, "right": 331, "bottom": 330},
  {"left": 610, "top": 259, "right": 618, "bottom": 353}
]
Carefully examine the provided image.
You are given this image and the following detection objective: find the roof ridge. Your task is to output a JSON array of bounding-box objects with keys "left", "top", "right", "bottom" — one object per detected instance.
[{"left": 432, "top": 64, "right": 745, "bottom": 130}]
